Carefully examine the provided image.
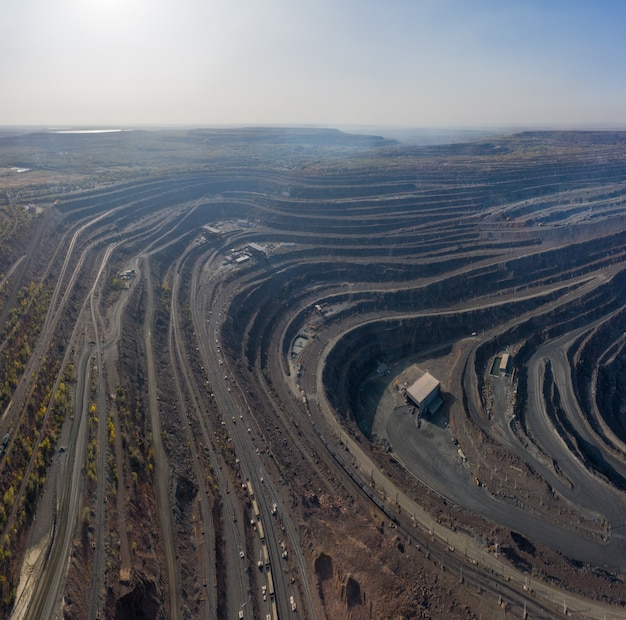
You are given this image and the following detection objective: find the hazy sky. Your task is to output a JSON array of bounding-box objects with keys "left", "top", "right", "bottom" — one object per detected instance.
[{"left": 2, "top": 0, "right": 626, "bottom": 128}]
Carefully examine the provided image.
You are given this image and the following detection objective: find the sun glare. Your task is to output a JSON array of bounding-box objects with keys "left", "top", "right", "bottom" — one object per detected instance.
[{"left": 84, "top": 0, "right": 147, "bottom": 22}]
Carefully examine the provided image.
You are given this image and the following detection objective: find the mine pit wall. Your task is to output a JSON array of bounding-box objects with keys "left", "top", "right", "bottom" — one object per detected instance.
[
  {"left": 260, "top": 226, "right": 626, "bottom": 351},
  {"left": 224, "top": 258, "right": 492, "bottom": 378},
  {"left": 542, "top": 360, "right": 626, "bottom": 492},
  {"left": 323, "top": 263, "right": 626, "bottom": 437},
  {"left": 480, "top": 268, "right": 626, "bottom": 431},
  {"left": 56, "top": 174, "right": 282, "bottom": 222},
  {"left": 287, "top": 181, "right": 418, "bottom": 200},
  {"left": 569, "top": 302, "right": 626, "bottom": 444},
  {"left": 321, "top": 291, "right": 561, "bottom": 426},
  {"left": 228, "top": 245, "right": 570, "bottom": 376},
  {"left": 542, "top": 360, "right": 588, "bottom": 466}
]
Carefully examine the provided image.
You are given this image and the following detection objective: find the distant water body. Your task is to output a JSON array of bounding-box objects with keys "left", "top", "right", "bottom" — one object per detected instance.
[{"left": 52, "top": 129, "right": 128, "bottom": 134}]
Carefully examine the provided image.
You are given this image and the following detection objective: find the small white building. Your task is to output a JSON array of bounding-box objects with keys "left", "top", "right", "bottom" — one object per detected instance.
[{"left": 406, "top": 372, "right": 442, "bottom": 415}]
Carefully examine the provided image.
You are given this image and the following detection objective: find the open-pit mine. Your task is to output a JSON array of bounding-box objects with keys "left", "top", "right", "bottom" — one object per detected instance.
[{"left": 1, "top": 127, "right": 626, "bottom": 619}]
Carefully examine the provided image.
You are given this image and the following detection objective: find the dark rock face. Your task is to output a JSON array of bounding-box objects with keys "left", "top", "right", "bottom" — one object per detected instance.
[
  {"left": 175, "top": 476, "right": 197, "bottom": 508},
  {"left": 345, "top": 576, "right": 362, "bottom": 608},
  {"left": 115, "top": 577, "right": 161, "bottom": 620},
  {"left": 315, "top": 552, "right": 333, "bottom": 582}
]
